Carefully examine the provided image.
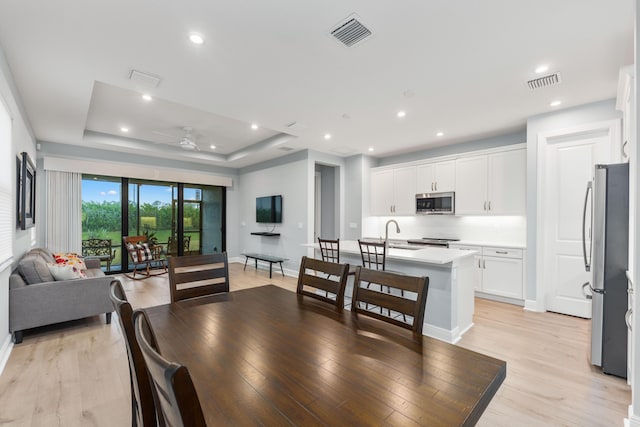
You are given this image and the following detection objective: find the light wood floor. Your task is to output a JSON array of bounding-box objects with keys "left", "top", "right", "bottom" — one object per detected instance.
[{"left": 0, "top": 263, "right": 630, "bottom": 426}]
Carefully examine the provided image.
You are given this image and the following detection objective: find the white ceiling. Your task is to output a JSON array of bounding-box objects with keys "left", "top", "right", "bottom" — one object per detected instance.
[{"left": 0, "top": 1, "right": 634, "bottom": 168}]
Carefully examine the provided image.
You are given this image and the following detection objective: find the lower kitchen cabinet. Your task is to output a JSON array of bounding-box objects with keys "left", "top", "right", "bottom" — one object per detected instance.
[{"left": 450, "top": 244, "right": 524, "bottom": 302}]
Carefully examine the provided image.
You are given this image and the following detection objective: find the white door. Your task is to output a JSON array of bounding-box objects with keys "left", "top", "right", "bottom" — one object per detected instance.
[{"left": 544, "top": 130, "right": 613, "bottom": 317}]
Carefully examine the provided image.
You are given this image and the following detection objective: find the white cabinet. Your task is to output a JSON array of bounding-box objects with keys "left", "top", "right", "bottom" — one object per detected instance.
[
  {"left": 371, "top": 166, "right": 416, "bottom": 215},
  {"left": 455, "top": 149, "right": 526, "bottom": 215},
  {"left": 416, "top": 160, "right": 455, "bottom": 193},
  {"left": 449, "top": 244, "right": 524, "bottom": 301}
]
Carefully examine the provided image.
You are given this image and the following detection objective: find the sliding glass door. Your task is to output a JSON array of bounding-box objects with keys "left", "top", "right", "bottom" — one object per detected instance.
[{"left": 81, "top": 175, "right": 225, "bottom": 273}]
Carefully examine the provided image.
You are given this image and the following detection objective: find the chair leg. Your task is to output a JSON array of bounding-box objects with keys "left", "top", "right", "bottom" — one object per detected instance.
[{"left": 106, "top": 312, "right": 112, "bottom": 324}]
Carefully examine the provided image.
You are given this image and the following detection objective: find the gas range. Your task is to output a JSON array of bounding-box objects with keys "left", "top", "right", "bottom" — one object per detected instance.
[{"left": 405, "top": 237, "right": 460, "bottom": 248}]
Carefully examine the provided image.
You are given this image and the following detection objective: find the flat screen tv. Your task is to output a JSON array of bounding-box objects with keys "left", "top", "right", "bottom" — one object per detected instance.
[{"left": 256, "top": 195, "right": 282, "bottom": 223}]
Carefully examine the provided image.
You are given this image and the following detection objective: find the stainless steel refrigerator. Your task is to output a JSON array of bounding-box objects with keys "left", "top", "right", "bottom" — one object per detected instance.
[{"left": 582, "top": 163, "right": 629, "bottom": 378}]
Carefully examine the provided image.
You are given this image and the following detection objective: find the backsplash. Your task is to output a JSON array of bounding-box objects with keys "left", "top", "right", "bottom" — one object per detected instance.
[{"left": 362, "top": 215, "right": 526, "bottom": 245}]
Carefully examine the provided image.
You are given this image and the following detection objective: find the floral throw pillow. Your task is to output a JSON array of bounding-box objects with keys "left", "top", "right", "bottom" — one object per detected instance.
[{"left": 53, "top": 252, "right": 88, "bottom": 272}]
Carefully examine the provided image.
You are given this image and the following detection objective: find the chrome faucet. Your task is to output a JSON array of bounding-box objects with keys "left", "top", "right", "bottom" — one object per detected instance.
[{"left": 384, "top": 219, "right": 401, "bottom": 249}]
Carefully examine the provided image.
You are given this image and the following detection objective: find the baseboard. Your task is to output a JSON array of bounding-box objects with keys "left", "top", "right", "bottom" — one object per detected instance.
[
  {"left": 0, "top": 333, "right": 13, "bottom": 376},
  {"left": 423, "top": 323, "right": 462, "bottom": 344},
  {"left": 626, "top": 405, "right": 640, "bottom": 427},
  {"left": 524, "top": 299, "right": 545, "bottom": 312},
  {"left": 476, "top": 292, "right": 524, "bottom": 306}
]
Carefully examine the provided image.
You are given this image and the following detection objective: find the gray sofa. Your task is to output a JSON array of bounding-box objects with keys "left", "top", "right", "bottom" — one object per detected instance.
[{"left": 9, "top": 247, "right": 115, "bottom": 343}]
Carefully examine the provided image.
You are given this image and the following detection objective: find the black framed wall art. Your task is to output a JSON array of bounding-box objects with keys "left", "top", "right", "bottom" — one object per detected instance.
[{"left": 17, "top": 151, "right": 35, "bottom": 230}]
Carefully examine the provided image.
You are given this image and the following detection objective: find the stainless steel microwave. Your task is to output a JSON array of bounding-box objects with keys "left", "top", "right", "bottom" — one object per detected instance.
[{"left": 416, "top": 192, "right": 455, "bottom": 215}]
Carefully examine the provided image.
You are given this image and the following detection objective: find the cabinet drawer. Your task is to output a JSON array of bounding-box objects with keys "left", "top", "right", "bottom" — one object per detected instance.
[
  {"left": 449, "top": 244, "right": 481, "bottom": 252},
  {"left": 483, "top": 247, "right": 522, "bottom": 259}
]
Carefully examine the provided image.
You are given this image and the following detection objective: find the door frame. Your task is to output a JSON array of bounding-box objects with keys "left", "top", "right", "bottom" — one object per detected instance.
[
  {"left": 314, "top": 171, "right": 321, "bottom": 241},
  {"left": 536, "top": 119, "right": 621, "bottom": 312}
]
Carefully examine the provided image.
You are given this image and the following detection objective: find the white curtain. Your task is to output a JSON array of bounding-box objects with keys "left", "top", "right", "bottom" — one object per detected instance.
[{"left": 45, "top": 170, "right": 82, "bottom": 253}]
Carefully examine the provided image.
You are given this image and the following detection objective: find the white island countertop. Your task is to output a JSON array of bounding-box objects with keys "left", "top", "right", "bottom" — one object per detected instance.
[{"left": 304, "top": 240, "right": 477, "bottom": 265}]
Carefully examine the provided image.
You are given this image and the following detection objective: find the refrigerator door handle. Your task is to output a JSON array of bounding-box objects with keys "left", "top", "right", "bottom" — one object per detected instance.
[
  {"left": 582, "top": 181, "right": 593, "bottom": 272},
  {"left": 626, "top": 309, "right": 633, "bottom": 331}
]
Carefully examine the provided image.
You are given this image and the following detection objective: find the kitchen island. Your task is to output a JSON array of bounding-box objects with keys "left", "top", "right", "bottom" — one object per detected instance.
[{"left": 305, "top": 240, "right": 477, "bottom": 343}]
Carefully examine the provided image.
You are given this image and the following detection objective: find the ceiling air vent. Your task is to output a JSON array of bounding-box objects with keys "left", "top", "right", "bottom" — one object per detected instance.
[
  {"left": 129, "top": 69, "right": 162, "bottom": 87},
  {"left": 331, "top": 16, "right": 372, "bottom": 47},
  {"left": 278, "top": 146, "right": 295, "bottom": 152},
  {"left": 527, "top": 72, "right": 562, "bottom": 90}
]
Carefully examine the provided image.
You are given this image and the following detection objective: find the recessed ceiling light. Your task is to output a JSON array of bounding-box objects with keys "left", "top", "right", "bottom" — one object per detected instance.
[
  {"left": 324, "top": 133, "right": 332, "bottom": 140},
  {"left": 251, "top": 123, "right": 258, "bottom": 130},
  {"left": 535, "top": 64, "right": 549, "bottom": 74},
  {"left": 397, "top": 111, "right": 406, "bottom": 118},
  {"left": 189, "top": 33, "right": 204, "bottom": 44},
  {"left": 120, "top": 127, "right": 129, "bottom": 132},
  {"left": 142, "top": 94, "right": 152, "bottom": 101},
  {"left": 436, "top": 132, "right": 444, "bottom": 137},
  {"left": 550, "top": 100, "right": 562, "bottom": 107},
  {"left": 368, "top": 147, "right": 374, "bottom": 152},
  {"left": 210, "top": 145, "right": 216, "bottom": 150}
]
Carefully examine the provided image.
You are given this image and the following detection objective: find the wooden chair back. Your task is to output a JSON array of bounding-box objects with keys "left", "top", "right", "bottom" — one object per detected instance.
[
  {"left": 297, "top": 256, "right": 349, "bottom": 308},
  {"left": 352, "top": 267, "right": 429, "bottom": 334},
  {"left": 133, "top": 309, "right": 207, "bottom": 427},
  {"left": 318, "top": 237, "right": 340, "bottom": 263},
  {"left": 358, "top": 239, "right": 386, "bottom": 270},
  {"left": 109, "top": 280, "right": 159, "bottom": 427},
  {"left": 168, "top": 252, "right": 230, "bottom": 303}
]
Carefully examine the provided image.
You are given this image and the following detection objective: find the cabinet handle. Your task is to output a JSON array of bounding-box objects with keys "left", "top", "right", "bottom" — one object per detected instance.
[
  {"left": 495, "top": 251, "right": 508, "bottom": 254},
  {"left": 483, "top": 260, "right": 486, "bottom": 269},
  {"left": 488, "top": 201, "right": 491, "bottom": 211},
  {"left": 478, "top": 259, "right": 481, "bottom": 268},
  {"left": 431, "top": 182, "right": 434, "bottom": 191},
  {"left": 435, "top": 182, "right": 438, "bottom": 191},
  {"left": 483, "top": 201, "right": 487, "bottom": 211},
  {"left": 626, "top": 308, "right": 633, "bottom": 331}
]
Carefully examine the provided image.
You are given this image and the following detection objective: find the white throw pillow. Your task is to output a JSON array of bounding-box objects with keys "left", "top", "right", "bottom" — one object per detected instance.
[{"left": 47, "top": 263, "right": 83, "bottom": 281}]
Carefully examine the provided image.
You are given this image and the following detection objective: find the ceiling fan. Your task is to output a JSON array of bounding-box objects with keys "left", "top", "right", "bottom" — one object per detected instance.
[
  {"left": 152, "top": 126, "right": 200, "bottom": 151},
  {"left": 177, "top": 127, "right": 199, "bottom": 151}
]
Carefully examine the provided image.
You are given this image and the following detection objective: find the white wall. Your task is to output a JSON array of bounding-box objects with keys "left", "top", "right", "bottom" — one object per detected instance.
[
  {"left": 235, "top": 153, "right": 309, "bottom": 273},
  {"left": 0, "top": 46, "right": 37, "bottom": 366},
  {"left": 525, "top": 99, "right": 622, "bottom": 304}
]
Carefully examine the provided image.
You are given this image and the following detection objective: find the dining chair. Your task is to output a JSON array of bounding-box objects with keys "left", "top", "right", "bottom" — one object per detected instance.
[
  {"left": 133, "top": 309, "right": 207, "bottom": 427},
  {"left": 297, "top": 256, "right": 350, "bottom": 309},
  {"left": 317, "top": 237, "right": 357, "bottom": 276},
  {"left": 352, "top": 267, "right": 429, "bottom": 334},
  {"left": 168, "top": 252, "right": 229, "bottom": 303},
  {"left": 109, "top": 280, "right": 159, "bottom": 427}
]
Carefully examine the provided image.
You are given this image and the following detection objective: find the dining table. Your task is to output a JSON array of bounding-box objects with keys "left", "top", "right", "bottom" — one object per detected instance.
[{"left": 143, "top": 285, "right": 506, "bottom": 426}]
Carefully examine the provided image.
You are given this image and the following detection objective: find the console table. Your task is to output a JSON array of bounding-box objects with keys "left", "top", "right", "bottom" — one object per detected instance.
[{"left": 241, "top": 253, "right": 288, "bottom": 278}]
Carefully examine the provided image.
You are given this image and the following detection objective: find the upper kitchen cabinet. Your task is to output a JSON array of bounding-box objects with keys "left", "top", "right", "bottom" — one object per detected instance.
[
  {"left": 371, "top": 166, "right": 416, "bottom": 215},
  {"left": 455, "top": 148, "right": 526, "bottom": 215},
  {"left": 416, "top": 160, "right": 455, "bottom": 193}
]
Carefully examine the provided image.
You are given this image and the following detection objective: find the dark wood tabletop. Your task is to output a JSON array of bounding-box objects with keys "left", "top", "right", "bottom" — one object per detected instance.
[{"left": 144, "top": 285, "right": 506, "bottom": 426}]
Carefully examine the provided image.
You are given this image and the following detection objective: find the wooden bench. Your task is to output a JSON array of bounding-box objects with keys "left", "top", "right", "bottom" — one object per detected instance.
[{"left": 241, "top": 253, "right": 288, "bottom": 278}]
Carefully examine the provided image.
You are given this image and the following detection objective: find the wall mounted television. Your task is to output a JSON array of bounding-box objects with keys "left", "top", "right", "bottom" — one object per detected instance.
[{"left": 256, "top": 195, "right": 282, "bottom": 223}]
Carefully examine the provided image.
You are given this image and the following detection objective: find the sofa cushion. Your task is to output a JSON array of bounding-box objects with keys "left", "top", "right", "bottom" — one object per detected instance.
[
  {"left": 30, "top": 248, "right": 56, "bottom": 263},
  {"left": 18, "top": 254, "right": 55, "bottom": 284},
  {"left": 47, "top": 263, "right": 84, "bottom": 280}
]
